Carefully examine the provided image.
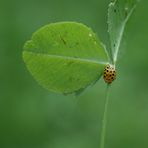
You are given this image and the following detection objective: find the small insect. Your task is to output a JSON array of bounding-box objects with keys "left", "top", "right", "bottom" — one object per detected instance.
[{"left": 103, "top": 64, "right": 116, "bottom": 84}]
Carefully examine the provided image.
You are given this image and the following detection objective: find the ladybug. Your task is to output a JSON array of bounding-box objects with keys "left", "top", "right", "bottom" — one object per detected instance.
[{"left": 103, "top": 64, "right": 116, "bottom": 84}]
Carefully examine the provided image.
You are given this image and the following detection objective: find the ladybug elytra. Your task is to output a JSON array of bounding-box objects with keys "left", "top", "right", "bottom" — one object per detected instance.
[{"left": 103, "top": 64, "right": 116, "bottom": 84}]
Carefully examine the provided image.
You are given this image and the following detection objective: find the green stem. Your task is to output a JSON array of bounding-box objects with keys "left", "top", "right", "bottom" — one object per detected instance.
[{"left": 100, "top": 84, "right": 110, "bottom": 148}]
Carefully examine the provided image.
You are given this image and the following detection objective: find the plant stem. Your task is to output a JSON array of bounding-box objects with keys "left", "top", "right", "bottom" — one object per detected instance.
[{"left": 100, "top": 84, "right": 110, "bottom": 148}]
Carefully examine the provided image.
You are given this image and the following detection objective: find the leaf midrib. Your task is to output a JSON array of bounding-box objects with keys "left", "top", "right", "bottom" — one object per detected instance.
[{"left": 23, "top": 51, "right": 107, "bottom": 65}]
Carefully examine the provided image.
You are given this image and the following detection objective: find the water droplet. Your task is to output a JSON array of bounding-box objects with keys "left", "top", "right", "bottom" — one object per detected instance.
[{"left": 89, "top": 33, "right": 92, "bottom": 37}]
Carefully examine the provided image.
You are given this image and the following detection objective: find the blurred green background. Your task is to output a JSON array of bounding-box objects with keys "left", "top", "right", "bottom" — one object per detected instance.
[{"left": 0, "top": 0, "right": 148, "bottom": 148}]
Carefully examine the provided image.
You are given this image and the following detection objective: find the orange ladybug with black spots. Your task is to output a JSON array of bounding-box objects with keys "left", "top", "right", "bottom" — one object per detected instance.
[{"left": 103, "top": 64, "right": 116, "bottom": 84}]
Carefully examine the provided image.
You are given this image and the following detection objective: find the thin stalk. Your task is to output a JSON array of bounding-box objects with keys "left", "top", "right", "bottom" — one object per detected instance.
[{"left": 100, "top": 84, "right": 111, "bottom": 148}]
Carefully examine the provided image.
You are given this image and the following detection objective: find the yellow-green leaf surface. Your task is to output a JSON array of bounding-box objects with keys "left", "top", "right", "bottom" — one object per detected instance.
[
  {"left": 108, "top": 0, "right": 139, "bottom": 64},
  {"left": 23, "top": 22, "right": 109, "bottom": 94}
]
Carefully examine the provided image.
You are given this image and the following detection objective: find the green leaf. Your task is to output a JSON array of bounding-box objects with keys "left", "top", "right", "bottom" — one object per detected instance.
[
  {"left": 23, "top": 22, "right": 109, "bottom": 94},
  {"left": 108, "top": 0, "right": 139, "bottom": 64}
]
